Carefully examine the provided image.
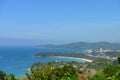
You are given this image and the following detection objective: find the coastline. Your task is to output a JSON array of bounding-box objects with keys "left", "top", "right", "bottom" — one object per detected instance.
[{"left": 50, "top": 56, "right": 93, "bottom": 62}]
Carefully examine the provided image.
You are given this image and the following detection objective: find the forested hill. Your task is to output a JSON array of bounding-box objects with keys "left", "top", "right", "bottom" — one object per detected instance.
[{"left": 39, "top": 42, "right": 120, "bottom": 50}]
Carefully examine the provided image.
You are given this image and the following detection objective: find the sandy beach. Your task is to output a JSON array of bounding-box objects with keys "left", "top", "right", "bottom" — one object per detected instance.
[{"left": 50, "top": 56, "right": 93, "bottom": 62}]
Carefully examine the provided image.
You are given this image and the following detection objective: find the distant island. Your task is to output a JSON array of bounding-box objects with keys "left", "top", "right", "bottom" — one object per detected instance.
[{"left": 39, "top": 42, "right": 120, "bottom": 50}]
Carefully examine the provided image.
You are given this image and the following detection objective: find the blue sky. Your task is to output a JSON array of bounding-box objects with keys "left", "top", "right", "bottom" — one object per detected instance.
[{"left": 0, "top": 0, "right": 120, "bottom": 46}]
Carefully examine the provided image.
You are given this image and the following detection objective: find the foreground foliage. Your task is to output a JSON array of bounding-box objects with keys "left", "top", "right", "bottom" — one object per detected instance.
[
  {"left": 26, "top": 62, "right": 78, "bottom": 80},
  {"left": 0, "top": 70, "right": 6, "bottom": 80},
  {"left": 0, "top": 71, "right": 16, "bottom": 80},
  {"left": 26, "top": 60, "right": 120, "bottom": 80}
]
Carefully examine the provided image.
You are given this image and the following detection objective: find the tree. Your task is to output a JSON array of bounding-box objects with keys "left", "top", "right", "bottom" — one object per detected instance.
[
  {"left": 7, "top": 74, "right": 16, "bottom": 80},
  {"left": 114, "top": 70, "right": 120, "bottom": 80},
  {"left": 26, "top": 62, "right": 55, "bottom": 80},
  {"left": 117, "top": 54, "right": 120, "bottom": 64},
  {"left": 107, "top": 70, "right": 120, "bottom": 80},
  {"left": 103, "top": 65, "right": 120, "bottom": 78},
  {"left": 26, "top": 63, "right": 78, "bottom": 80},
  {"left": 59, "top": 65, "right": 78, "bottom": 80},
  {"left": 0, "top": 70, "right": 6, "bottom": 80}
]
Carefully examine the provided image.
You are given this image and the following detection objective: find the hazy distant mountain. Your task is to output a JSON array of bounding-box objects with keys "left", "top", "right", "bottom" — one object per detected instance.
[{"left": 39, "top": 42, "right": 120, "bottom": 50}]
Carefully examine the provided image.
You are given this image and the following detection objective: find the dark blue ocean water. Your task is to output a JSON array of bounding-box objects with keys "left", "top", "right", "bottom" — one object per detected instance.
[{"left": 0, "top": 46, "right": 85, "bottom": 77}]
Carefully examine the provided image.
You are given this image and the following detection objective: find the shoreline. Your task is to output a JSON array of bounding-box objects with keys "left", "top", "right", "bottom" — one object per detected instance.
[{"left": 50, "top": 56, "right": 93, "bottom": 62}]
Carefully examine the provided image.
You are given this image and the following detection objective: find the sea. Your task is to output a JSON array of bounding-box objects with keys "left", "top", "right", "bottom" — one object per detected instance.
[{"left": 0, "top": 46, "right": 86, "bottom": 77}]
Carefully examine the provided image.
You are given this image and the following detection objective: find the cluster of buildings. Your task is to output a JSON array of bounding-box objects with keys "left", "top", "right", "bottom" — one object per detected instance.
[
  {"left": 86, "top": 48, "right": 117, "bottom": 60},
  {"left": 86, "top": 48, "right": 113, "bottom": 54}
]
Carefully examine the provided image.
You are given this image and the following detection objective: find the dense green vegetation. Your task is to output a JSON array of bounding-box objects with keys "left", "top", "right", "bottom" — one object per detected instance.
[
  {"left": 27, "top": 62, "right": 120, "bottom": 80},
  {"left": 1, "top": 62, "right": 120, "bottom": 80},
  {"left": 104, "top": 65, "right": 120, "bottom": 78},
  {"left": 26, "top": 62, "right": 78, "bottom": 80}
]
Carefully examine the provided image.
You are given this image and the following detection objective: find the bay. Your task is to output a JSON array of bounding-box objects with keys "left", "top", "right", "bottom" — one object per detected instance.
[{"left": 0, "top": 46, "right": 86, "bottom": 77}]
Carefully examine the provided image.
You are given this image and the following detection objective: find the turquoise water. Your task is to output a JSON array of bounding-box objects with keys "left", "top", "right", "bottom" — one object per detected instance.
[{"left": 0, "top": 46, "right": 85, "bottom": 77}]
